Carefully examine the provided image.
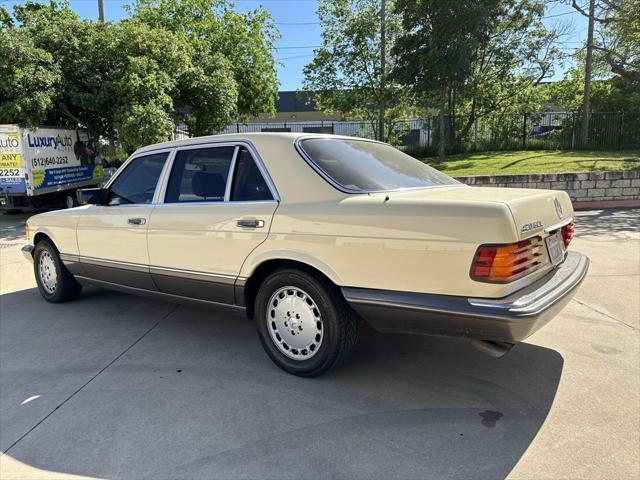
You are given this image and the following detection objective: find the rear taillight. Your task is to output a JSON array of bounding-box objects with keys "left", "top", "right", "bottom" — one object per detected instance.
[
  {"left": 561, "top": 221, "right": 574, "bottom": 247},
  {"left": 471, "top": 236, "right": 544, "bottom": 283}
]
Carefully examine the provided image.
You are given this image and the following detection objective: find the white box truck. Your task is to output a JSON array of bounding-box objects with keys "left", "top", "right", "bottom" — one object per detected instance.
[{"left": 0, "top": 124, "right": 103, "bottom": 212}]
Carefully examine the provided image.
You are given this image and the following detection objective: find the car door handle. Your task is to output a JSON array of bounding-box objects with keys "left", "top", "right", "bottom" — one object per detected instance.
[
  {"left": 127, "top": 217, "right": 146, "bottom": 225},
  {"left": 237, "top": 219, "right": 264, "bottom": 228}
]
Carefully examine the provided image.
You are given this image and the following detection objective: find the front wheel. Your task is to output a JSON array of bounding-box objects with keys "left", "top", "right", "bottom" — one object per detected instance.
[
  {"left": 33, "top": 240, "right": 82, "bottom": 303},
  {"left": 255, "top": 268, "right": 359, "bottom": 377}
]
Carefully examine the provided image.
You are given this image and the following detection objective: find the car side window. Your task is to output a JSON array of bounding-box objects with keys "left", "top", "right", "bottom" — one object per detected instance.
[
  {"left": 165, "top": 146, "right": 235, "bottom": 203},
  {"left": 108, "top": 152, "right": 168, "bottom": 205},
  {"left": 230, "top": 148, "right": 273, "bottom": 202}
]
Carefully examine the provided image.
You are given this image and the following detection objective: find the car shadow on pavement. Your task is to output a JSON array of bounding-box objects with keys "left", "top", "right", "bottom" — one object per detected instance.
[
  {"left": 575, "top": 208, "right": 639, "bottom": 238},
  {"left": 1, "top": 287, "right": 564, "bottom": 480}
]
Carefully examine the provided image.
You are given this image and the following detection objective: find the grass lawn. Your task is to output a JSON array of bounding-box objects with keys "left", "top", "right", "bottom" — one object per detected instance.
[{"left": 420, "top": 150, "right": 640, "bottom": 176}]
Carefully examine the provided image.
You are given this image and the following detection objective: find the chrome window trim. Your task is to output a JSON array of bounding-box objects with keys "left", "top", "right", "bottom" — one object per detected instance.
[
  {"left": 544, "top": 217, "right": 573, "bottom": 233},
  {"left": 159, "top": 140, "right": 280, "bottom": 204},
  {"left": 153, "top": 148, "right": 177, "bottom": 204},
  {"left": 100, "top": 148, "right": 174, "bottom": 207},
  {"left": 152, "top": 200, "right": 279, "bottom": 208},
  {"left": 224, "top": 146, "right": 241, "bottom": 202},
  {"left": 294, "top": 136, "right": 461, "bottom": 195},
  {"left": 240, "top": 142, "right": 280, "bottom": 202},
  {"left": 161, "top": 142, "right": 236, "bottom": 205},
  {"left": 103, "top": 148, "right": 174, "bottom": 191}
]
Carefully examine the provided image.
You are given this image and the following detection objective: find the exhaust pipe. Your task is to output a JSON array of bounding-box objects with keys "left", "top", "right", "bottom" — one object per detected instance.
[{"left": 470, "top": 339, "right": 515, "bottom": 359}]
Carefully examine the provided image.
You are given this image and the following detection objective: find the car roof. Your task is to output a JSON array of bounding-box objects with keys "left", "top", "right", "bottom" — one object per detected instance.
[{"left": 133, "top": 132, "right": 382, "bottom": 155}]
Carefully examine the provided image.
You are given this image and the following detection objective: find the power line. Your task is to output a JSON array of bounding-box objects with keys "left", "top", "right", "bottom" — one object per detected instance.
[
  {"left": 275, "top": 22, "right": 320, "bottom": 25},
  {"left": 276, "top": 54, "right": 314, "bottom": 61},
  {"left": 271, "top": 45, "right": 321, "bottom": 50},
  {"left": 542, "top": 11, "right": 576, "bottom": 19}
]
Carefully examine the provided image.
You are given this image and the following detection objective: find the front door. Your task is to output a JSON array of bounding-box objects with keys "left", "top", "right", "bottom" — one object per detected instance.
[
  {"left": 76, "top": 151, "right": 169, "bottom": 289},
  {"left": 147, "top": 144, "right": 278, "bottom": 304}
]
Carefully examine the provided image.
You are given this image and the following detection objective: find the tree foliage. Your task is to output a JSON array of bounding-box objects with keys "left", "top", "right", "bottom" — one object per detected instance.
[
  {"left": 0, "top": 27, "right": 59, "bottom": 127},
  {"left": 0, "top": 0, "right": 278, "bottom": 152},
  {"left": 571, "top": 0, "right": 640, "bottom": 82},
  {"left": 392, "top": 0, "right": 503, "bottom": 158},
  {"left": 460, "top": 1, "right": 565, "bottom": 118},
  {"left": 129, "top": 0, "right": 279, "bottom": 132},
  {"left": 302, "top": 0, "right": 409, "bottom": 142},
  {"left": 544, "top": 67, "right": 640, "bottom": 112}
]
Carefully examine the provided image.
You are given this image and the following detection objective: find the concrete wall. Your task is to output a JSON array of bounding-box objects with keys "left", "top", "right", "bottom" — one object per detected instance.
[{"left": 455, "top": 170, "right": 640, "bottom": 204}]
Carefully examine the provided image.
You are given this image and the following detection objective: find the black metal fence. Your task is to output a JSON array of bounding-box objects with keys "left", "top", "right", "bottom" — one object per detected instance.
[
  {"left": 202, "top": 111, "right": 640, "bottom": 153},
  {"left": 454, "top": 111, "right": 640, "bottom": 152}
]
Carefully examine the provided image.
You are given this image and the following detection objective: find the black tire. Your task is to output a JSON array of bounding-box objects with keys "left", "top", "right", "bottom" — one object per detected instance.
[
  {"left": 255, "top": 268, "right": 359, "bottom": 377},
  {"left": 64, "top": 194, "right": 76, "bottom": 209},
  {"left": 33, "top": 239, "right": 82, "bottom": 303}
]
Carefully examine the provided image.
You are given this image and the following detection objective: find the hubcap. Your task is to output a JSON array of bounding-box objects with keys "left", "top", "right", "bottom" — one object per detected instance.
[
  {"left": 38, "top": 250, "right": 57, "bottom": 294},
  {"left": 266, "top": 286, "right": 323, "bottom": 361}
]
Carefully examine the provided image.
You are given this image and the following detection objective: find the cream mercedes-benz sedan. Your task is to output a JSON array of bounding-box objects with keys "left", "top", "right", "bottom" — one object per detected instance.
[{"left": 23, "top": 133, "right": 589, "bottom": 376}]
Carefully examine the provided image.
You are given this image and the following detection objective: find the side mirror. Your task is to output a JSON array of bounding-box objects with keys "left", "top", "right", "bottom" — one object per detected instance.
[{"left": 76, "top": 188, "right": 108, "bottom": 206}]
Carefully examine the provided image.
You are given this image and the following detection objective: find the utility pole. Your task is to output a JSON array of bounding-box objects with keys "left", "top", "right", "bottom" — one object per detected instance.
[
  {"left": 98, "top": 0, "right": 105, "bottom": 22},
  {"left": 580, "top": 0, "right": 595, "bottom": 147},
  {"left": 378, "top": 0, "right": 386, "bottom": 142}
]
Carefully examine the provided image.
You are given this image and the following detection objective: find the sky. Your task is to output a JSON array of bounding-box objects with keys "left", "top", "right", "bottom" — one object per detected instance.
[{"left": 2, "top": 0, "right": 587, "bottom": 90}]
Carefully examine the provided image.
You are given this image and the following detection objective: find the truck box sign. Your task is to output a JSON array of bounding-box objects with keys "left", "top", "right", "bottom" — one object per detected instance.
[
  {"left": 0, "top": 126, "right": 26, "bottom": 194},
  {"left": 0, "top": 125, "right": 102, "bottom": 196},
  {"left": 23, "top": 127, "right": 102, "bottom": 192}
]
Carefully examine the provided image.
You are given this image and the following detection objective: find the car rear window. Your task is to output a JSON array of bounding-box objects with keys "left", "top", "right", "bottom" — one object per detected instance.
[{"left": 298, "top": 138, "right": 459, "bottom": 192}]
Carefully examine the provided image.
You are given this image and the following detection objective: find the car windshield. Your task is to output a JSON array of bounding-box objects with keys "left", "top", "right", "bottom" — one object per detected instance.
[{"left": 298, "top": 138, "right": 459, "bottom": 192}]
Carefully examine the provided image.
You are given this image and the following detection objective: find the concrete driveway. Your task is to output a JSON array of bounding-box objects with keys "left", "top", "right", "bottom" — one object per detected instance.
[{"left": 0, "top": 209, "right": 638, "bottom": 480}]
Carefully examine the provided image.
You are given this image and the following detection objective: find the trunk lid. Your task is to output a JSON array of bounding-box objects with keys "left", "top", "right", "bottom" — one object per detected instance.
[{"left": 378, "top": 185, "right": 574, "bottom": 240}]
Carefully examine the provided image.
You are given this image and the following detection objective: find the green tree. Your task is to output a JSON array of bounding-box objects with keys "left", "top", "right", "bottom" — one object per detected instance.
[
  {"left": 571, "top": 0, "right": 640, "bottom": 82},
  {"left": 455, "top": 0, "right": 566, "bottom": 142},
  {"left": 1, "top": 0, "right": 279, "bottom": 151},
  {"left": 0, "top": 27, "right": 60, "bottom": 127},
  {"left": 392, "top": 0, "right": 502, "bottom": 159},
  {"left": 108, "top": 21, "right": 192, "bottom": 150},
  {"left": 302, "top": 0, "right": 409, "bottom": 142},
  {"left": 6, "top": 1, "right": 189, "bottom": 151},
  {"left": 544, "top": 68, "right": 640, "bottom": 112},
  {"left": 129, "top": 0, "right": 279, "bottom": 129}
]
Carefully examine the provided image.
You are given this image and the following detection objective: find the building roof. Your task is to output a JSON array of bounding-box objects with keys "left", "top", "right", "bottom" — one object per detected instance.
[{"left": 275, "top": 91, "right": 318, "bottom": 113}]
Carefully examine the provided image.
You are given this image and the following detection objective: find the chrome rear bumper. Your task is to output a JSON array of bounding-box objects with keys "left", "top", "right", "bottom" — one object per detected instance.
[{"left": 342, "top": 251, "right": 589, "bottom": 343}]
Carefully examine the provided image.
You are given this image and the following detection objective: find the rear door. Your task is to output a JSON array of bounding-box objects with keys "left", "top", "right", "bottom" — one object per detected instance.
[
  {"left": 147, "top": 143, "right": 279, "bottom": 304},
  {"left": 76, "top": 150, "right": 170, "bottom": 289}
]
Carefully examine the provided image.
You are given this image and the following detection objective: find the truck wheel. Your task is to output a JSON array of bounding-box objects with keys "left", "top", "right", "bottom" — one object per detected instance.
[
  {"left": 33, "top": 240, "right": 82, "bottom": 303},
  {"left": 65, "top": 194, "right": 75, "bottom": 209},
  {"left": 255, "top": 268, "right": 359, "bottom": 377}
]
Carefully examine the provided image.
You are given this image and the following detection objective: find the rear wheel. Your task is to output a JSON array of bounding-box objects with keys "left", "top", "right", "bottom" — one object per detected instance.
[
  {"left": 33, "top": 240, "right": 82, "bottom": 303},
  {"left": 255, "top": 268, "right": 359, "bottom": 376}
]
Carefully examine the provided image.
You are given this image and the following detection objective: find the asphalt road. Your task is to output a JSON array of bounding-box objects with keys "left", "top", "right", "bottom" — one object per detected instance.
[{"left": 0, "top": 209, "right": 638, "bottom": 480}]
